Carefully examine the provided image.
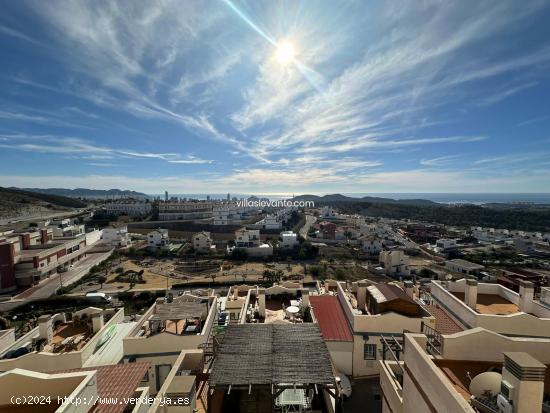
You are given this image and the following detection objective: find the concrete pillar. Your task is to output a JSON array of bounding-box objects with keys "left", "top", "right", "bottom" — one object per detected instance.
[
  {"left": 258, "top": 289, "right": 266, "bottom": 318},
  {"left": 518, "top": 281, "right": 534, "bottom": 313},
  {"left": 502, "top": 352, "right": 546, "bottom": 413},
  {"left": 465, "top": 279, "right": 478, "bottom": 310},
  {"left": 91, "top": 311, "right": 104, "bottom": 333},
  {"left": 403, "top": 280, "right": 414, "bottom": 299},
  {"left": 38, "top": 315, "right": 53, "bottom": 342},
  {"left": 301, "top": 289, "right": 310, "bottom": 308},
  {"left": 357, "top": 281, "right": 368, "bottom": 312}
]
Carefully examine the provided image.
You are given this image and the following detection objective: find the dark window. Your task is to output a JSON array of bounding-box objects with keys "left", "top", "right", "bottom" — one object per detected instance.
[{"left": 364, "top": 343, "right": 377, "bottom": 360}]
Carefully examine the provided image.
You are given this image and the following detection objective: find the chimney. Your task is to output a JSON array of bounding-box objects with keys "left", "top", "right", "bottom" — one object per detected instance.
[
  {"left": 501, "top": 352, "right": 546, "bottom": 413},
  {"left": 38, "top": 315, "right": 53, "bottom": 342},
  {"left": 258, "top": 289, "right": 266, "bottom": 318},
  {"left": 91, "top": 311, "right": 104, "bottom": 333},
  {"left": 22, "top": 233, "right": 31, "bottom": 249},
  {"left": 233, "top": 287, "right": 239, "bottom": 301},
  {"left": 465, "top": 279, "right": 478, "bottom": 310},
  {"left": 301, "top": 289, "right": 310, "bottom": 308},
  {"left": 357, "top": 281, "right": 368, "bottom": 312},
  {"left": 518, "top": 281, "right": 534, "bottom": 313},
  {"left": 40, "top": 229, "right": 49, "bottom": 245},
  {"left": 404, "top": 280, "right": 414, "bottom": 299}
]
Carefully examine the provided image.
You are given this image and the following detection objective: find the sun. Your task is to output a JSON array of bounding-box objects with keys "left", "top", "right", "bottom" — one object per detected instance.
[{"left": 275, "top": 40, "right": 296, "bottom": 64}]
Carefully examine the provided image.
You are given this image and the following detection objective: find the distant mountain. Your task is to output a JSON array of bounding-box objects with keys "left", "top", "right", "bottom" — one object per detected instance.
[
  {"left": 20, "top": 187, "right": 148, "bottom": 199},
  {"left": 292, "top": 193, "right": 437, "bottom": 206}
]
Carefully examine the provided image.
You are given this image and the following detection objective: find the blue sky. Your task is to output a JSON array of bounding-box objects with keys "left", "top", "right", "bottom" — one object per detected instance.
[{"left": 0, "top": 0, "right": 549, "bottom": 195}]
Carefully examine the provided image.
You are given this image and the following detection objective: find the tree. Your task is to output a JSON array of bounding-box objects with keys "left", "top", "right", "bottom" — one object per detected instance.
[{"left": 97, "top": 275, "right": 107, "bottom": 289}]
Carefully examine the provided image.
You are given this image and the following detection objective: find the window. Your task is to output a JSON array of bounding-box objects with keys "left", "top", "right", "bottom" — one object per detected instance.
[{"left": 364, "top": 344, "right": 377, "bottom": 360}]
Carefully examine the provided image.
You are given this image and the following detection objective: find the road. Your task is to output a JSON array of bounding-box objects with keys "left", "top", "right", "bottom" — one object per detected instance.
[
  {"left": 0, "top": 208, "right": 93, "bottom": 226},
  {"left": 299, "top": 214, "right": 317, "bottom": 240},
  {"left": 0, "top": 249, "right": 113, "bottom": 312}
]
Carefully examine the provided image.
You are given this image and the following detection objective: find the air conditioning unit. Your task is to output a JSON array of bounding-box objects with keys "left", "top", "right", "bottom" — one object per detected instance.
[{"left": 497, "top": 394, "right": 513, "bottom": 413}]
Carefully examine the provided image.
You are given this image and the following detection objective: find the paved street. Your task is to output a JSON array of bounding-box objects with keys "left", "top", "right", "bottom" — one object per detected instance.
[{"left": 299, "top": 214, "right": 317, "bottom": 240}]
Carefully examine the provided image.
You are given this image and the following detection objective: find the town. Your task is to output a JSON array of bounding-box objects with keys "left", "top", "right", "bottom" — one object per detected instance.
[{"left": 1, "top": 193, "right": 549, "bottom": 413}]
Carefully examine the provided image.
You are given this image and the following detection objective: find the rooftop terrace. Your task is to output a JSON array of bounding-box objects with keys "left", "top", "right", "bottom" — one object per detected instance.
[{"left": 451, "top": 292, "right": 519, "bottom": 315}]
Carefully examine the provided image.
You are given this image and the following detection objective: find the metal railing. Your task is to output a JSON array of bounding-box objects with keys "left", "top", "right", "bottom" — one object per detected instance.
[{"left": 421, "top": 321, "right": 442, "bottom": 356}]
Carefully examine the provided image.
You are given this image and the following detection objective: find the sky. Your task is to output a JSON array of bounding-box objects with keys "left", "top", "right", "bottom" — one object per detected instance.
[{"left": 0, "top": 0, "right": 550, "bottom": 195}]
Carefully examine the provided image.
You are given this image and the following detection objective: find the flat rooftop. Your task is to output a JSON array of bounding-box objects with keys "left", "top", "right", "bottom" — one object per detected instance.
[
  {"left": 435, "top": 359, "right": 550, "bottom": 401},
  {"left": 451, "top": 292, "right": 519, "bottom": 315}
]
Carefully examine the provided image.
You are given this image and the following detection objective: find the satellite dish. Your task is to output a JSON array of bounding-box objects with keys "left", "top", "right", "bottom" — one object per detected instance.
[{"left": 469, "top": 372, "right": 502, "bottom": 397}]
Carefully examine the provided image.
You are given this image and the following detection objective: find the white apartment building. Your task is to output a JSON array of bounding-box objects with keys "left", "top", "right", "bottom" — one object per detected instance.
[
  {"left": 435, "top": 238, "right": 457, "bottom": 251},
  {"left": 320, "top": 206, "right": 337, "bottom": 219},
  {"left": 158, "top": 201, "right": 212, "bottom": 221},
  {"left": 147, "top": 228, "right": 169, "bottom": 250},
  {"left": 445, "top": 258, "right": 484, "bottom": 276},
  {"left": 104, "top": 201, "right": 152, "bottom": 217},
  {"left": 379, "top": 250, "right": 410, "bottom": 277},
  {"left": 102, "top": 226, "right": 130, "bottom": 248},
  {"left": 280, "top": 231, "right": 299, "bottom": 249},
  {"left": 193, "top": 231, "right": 214, "bottom": 253},
  {"left": 264, "top": 214, "right": 282, "bottom": 229}
]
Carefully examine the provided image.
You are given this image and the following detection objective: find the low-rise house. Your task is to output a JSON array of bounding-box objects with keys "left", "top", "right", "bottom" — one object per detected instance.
[
  {"left": 229, "top": 227, "right": 273, "bottom": 257},
  {"left": 379, "top": 250, "right": 410, "bottom": 277},
  {"left": 435, "top": 238, "right": 457, "bottom": 251},
  {"left": 193, "top": 231, "right": 214, "bottom": 253},
  {"left": 147, "top": 228, "right": 169, "bottom": 250},
  {"left": 49, "top": 218, "right": 85, "bottom": 237},
  {"left": 279, "top": 230, "right": 299, "bottom": 249},
  {"left": 359, "top": 236, "right": 383, "bottom": 255},
  {"left": 444, "top": 258, "right": 484, "bottom": 276},
  {"left": 102, "top": 226, "right": 130, "bottom": 248},
  {"left": 318, "top": 221, "right": 337, "bottom": 240}
]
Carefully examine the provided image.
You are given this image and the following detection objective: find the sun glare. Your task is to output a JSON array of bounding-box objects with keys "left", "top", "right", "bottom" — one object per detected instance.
[{"left": 275, "top": 40, "right": 296, "bottom": 64}]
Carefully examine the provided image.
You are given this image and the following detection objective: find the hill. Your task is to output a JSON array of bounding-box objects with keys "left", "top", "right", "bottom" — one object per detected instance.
[
  {"left": 20, "top": 187, "right": 148, "bottom": 199},
  {"left": 0, "top": 187, "right": 86, "bottom": 222},
  {"left": 293, "top": 193, "right": 436, "bottom": 206}
]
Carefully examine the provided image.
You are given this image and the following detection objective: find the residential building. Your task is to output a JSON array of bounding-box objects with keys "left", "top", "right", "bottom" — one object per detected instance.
[
  {"left": 380, "top": 328, "right": 550, "bottom": 413},
  {"left": 263, "top": 214, "right": 282, "bottom": 229},
  {"left": 435, "top": 238, "right": 457, "bottom": 251},
  {"left": 513, "top": 237, "right": 535, "bottom": 253},
  {"left": 359, "top": 236, "right": 383, "bottom": 255},
  {"left": 0, "top": 228, "right": 89, "bottom": 290},
  {"left": 379, "top": 250, "right": 410, "bottom": 277},
  {"left": 193, "top": 231, "right": 214, "bottom": 253},
  {"left": 229, "top": 227, "right": 273, "bottom": 257},
  {"left": 0, "top": 363, "right": 150, "bottom": 413},
  {"left": 122, "top": 293, "right": 217, "bottom": 394},
  {"left": 318, "top": 221, "right": 337, "bottom": 240},
  {"left": 102, "top": 226, "right": 130, "bottom": 248},
  {"left": 280, "top": 230, "right": 299, "bottom": 249},
  {"left": 49, "top": 218, "right": 85, "bottom": 237},
  {"left": 320, "top": 206, "right": 337, "bottom": 219},
  {"left": 445, "top": 258, "right": 484, "bottom": 276},
  {"left": 323, "top": 280, "right": 435, "bottom": 377},
  {"left": 147, "top": 228, "right": 170, "bottom": 250},
  {"left": 0, "top": 307, "right": 125, "bottom": 372},
  {"left": 158, "top": 201, "right": 213, "bottom": 221},
  {"left": 104, "top": 201, "right": 152, "bottom": 217},
  {"left": 428, "top": 279, "right": 550, "bottom": 337}
]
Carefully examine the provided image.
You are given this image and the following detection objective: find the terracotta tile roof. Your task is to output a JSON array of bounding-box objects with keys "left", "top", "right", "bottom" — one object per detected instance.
[
  {"left": 57, "top": 362, "right": 150, "bottom": 413},
  {"left": 310, "top": 295, "right": 353, "bottom": 342},
  {"left": 425, "top": 305, "right": 464, "bottom": 335}
]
